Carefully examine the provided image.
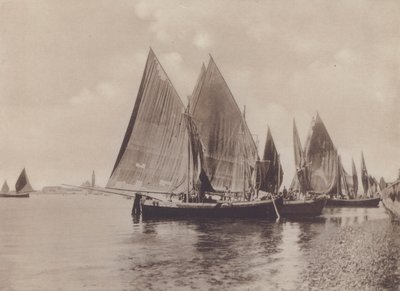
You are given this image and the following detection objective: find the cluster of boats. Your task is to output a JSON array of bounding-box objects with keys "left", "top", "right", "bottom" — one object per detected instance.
[
  {"left": 0, "top": 168, "right": 33, "bottom": 198},
  {"left": 101, "top": 48, "right": 387, "bottom": 219},
  {"left": 5, "top": 48, "right": 398, "bottom": 221}
]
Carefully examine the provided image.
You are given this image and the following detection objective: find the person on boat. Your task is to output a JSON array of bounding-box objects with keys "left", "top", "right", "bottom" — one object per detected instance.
[{"left": 282, "top": 186, "right": 288, "bottom": 199}]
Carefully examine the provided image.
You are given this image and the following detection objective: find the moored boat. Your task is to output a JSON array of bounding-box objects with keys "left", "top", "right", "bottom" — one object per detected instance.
[
  {"left": 281, "top": 195, "right": 327, "bottom": 216},
  {"left": 106, "top": 49, "right": 279, "bottom": 219},
  {"left": 381, "top": 179, "right": 400, "bottom": 220},
  {"left": 141, "top": 196, "right": 283, "bottom": 219},
  {"left": 326, "top": 197, "right": 380, "bottom": 207}
]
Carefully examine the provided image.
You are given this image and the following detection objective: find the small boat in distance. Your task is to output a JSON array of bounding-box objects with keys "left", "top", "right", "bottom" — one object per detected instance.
[{"left": 0, "top": 168, "right": 33, "bottom": 198}]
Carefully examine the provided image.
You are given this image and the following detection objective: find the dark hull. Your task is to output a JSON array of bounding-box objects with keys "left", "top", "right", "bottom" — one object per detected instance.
[
  {"left": 141, "top": 196, "right": 283, "bottom": 219},
  {"left": 326, "top": 197, "right": 380, "bottom": 207},
  {"left": 0, "top": 193, "right": 30, "bottom": 198},
  {"left": 280, "top": 197, "right": 327, "bottom": 217},
  {"left": 381, "top": 180, "right": 400, "bottom": 220}
]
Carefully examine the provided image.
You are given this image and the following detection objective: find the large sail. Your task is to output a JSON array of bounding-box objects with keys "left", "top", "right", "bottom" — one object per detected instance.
[
  {"left": 189, "top": 57, "right": 259, "bottom": 193},
  {"left": 1, "top": 180, "right": 9, "bottom": 194},
  {"left": 107, "top": 49, "right": 190, "bottom": 194},
  {"left": 15, "top": 168, "right": 34, "bottom": 193},
  {"left": 352, "top": 158, "right": 358, "bottom": 195},
  {"left": 258, "top": 127, "right": 283, "bottom": 193},
  {"left": 361, "top": 152, "right": 369, "bottom": 195},
  {"left": 303, "top": 113, "right": 338, "bottom": 194}
]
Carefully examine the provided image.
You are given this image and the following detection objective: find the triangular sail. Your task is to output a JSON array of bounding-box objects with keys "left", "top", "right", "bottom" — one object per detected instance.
[
  {"left": 107, "top": 49, "right": 190, "bottom": 194},
  {"left": 258, "top": 127, "right": 283, "bottom": 193},
  {"left": 189, "top": 57, "right": 259, "bottom": 193},
  {"left": 303, "top": 113, "right": 338, "bottom": 194},
  {"left": 352, "top": 158, "right": 358, "bottom": 196},
  {"left": 361, "top": 152, "right": 369, "bottom": 196},
  {"left": 1, "top": 180, "right": 9, "bottom": 194},
  {"left": 15, "top": 168, "right": 34, "bottom": 193}
]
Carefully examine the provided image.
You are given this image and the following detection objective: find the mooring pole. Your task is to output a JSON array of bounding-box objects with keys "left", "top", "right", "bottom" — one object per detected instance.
[{"left": 132, "top": 193, "right": 142, "bottom": 215}]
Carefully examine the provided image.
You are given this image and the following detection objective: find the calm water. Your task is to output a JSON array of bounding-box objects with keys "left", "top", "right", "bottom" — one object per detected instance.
[{"left": 0, "top": 194, "right": 397, "bottom": 290}]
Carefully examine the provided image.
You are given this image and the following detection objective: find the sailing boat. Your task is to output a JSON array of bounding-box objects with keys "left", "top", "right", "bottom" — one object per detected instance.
[
  {"left": 0, "top": 168, "right": 33, "bottom": 198},
  {"left": 107, "top": 49, "right": 282, "bottom": 218},
  {"left": 326, "top": 152, "right": 380, "bottom": 207},
  {"left": 380, "top": 170, "right": 400, "bottom": 220},
  {"left": 290, "top": 113, "right": 339, "bottom": 196},
  {"left": 282, "top": 120, "right": 327, "bottom": 216}
]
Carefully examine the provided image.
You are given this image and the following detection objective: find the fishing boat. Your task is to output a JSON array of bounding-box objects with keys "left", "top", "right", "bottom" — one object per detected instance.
[
  {"left": 380, "top": 169, "right": 400, "bottom": 220},
  {"left": 327, "top": 153, "right": 380, "bottom": 207},
  {"left": 106, "top": 49, "right": 282, "bottom": 219},
  {"left": 0, "top": 169, "right": 33, "bottom": 198},
  {"left": 284, "top": 118, "right": 329, "bottom": 216},
  {"left": 281, "top": 195, "right": 327, "bottom": 216}
]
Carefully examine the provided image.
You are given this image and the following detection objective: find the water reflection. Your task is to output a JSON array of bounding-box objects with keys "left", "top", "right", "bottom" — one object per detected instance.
[{"left": 0, "top": 195, "right": 395, "bottom": 290}]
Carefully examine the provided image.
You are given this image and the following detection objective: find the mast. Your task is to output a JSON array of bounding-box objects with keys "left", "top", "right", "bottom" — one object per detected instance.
[
  {"left": 351, "top": 158, "right": 358, "bottom": 197},
  {"left": 91, "top": 170, "right": 95, "bottom": 188},
  {"left": 361, "top": 152, "right": 369, "bottom": 197}
]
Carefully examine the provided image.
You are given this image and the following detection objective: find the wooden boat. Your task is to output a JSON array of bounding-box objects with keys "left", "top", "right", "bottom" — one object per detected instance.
[
  {"left": 281, "top": 196, "right": 327, "bottom": 216},
  {"left": 327, "top": 153, "right": 381, "bottom": 208},
  {"left": 0, "top": 169, "right": 33, "bottom": 198},
  {"left": 326, "top": 197, "right": 380, "bottom": 207},
  {"left": 106, "top": 49, "right": 279, "bottom": 219},
  {"left": 141, "top": 196, "right": 283, "bottom": 219},
  {"left": 381, "top": 179, "right": 400, "bottom": 220}
]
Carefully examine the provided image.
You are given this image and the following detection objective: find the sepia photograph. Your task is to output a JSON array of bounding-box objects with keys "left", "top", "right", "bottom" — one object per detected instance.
[{"left": 0, "top": 0, "right": 399, "bottom": 290}]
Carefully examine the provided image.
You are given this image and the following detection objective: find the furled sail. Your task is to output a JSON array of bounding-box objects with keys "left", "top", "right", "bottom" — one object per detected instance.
[
  {"left": 302, "top": 113, "right": 338, "bottom": 194},
  {"left": 352, "top": 158, "right": 358, "bottom": 195},
  {"left": 291, "top": 119, "right": 310, "bottom": 193},
  {"left": 258, "top": 127, "right": 283, "bottom": 193},
  {"left": 379, "top": 177, "right": 387, "bottom": 190},
  {"left": 15, "top": 168, "right": 34, "bottom": 193},
  {"left": 337, "top": 156, "right": 357, "bottom": 198},
  {"left": 361, "top": 152, "right": 369, "bottom": 195},
  {"left": 336, "top": 155, "right": 344, "bottom": 196},
  {"left": 107, "top": 49, "right": 190, "bottom": 194},
  {"left": 255, "top": 160, "right": 270, "bottom": 192},
  {"left": 189, "top": 56, "right": 259, "bottom": 193},
  {"left": 1, "top": 180, "right": 9, "bottom": 194}
]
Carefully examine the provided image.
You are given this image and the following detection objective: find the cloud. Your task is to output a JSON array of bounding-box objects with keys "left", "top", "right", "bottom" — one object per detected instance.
[
  {"left": 69, "top": 82, "right": 120, "bottom": 105},
  {"left": 193, "top": 32, "right": 211, "bottom": 49}
]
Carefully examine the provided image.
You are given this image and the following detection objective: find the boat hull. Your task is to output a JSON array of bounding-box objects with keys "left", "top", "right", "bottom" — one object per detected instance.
[
  {"left": 141, "top": 196, "right": 283, "bottom": 219},
  {"left": 0, "top": 193, "right": 30, "bottom": 198},
  {"left": 381, "top": 180, "right": 400, "bottom": 220},
  {"left": 280, "top": 196, "right": 327, "bottom": 217},
  {"left": 326, "top": 197, "right": 380, "bottom": 207}
]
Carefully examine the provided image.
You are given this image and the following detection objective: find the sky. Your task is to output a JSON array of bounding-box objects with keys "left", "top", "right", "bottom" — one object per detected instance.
[{"left": 0, "top": 0, "right": 399, "bottom": 189}]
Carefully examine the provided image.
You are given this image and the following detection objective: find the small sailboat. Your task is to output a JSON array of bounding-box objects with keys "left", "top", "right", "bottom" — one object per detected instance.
[
  {"left": 0, "top": 168, "right": 33, "bottom": 198},
  {"left": 106, "top": 49, "right": 282, "bottom": 219}
]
